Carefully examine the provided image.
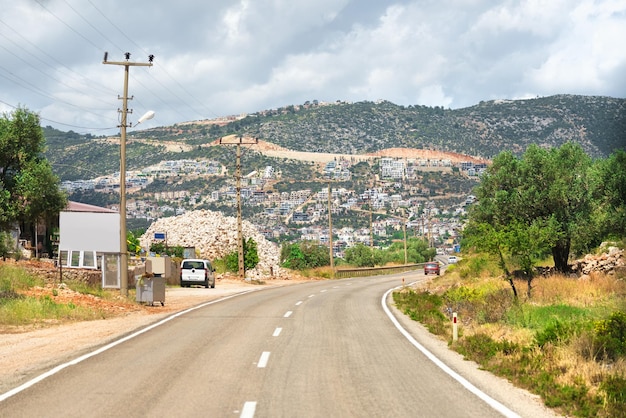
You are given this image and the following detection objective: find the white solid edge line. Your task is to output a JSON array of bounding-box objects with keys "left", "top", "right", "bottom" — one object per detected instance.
[
  {"left": 0, "top": 288, "right": 262, "bottom": 403},
  {"left": 381, "top": 285, "right": 521, "bottom": 418},
  {"left": 240, "top": 401, "right": 257, "bottom": 418}
]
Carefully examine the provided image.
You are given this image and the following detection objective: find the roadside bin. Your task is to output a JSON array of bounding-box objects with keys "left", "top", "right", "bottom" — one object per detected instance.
[{"left": 136, "top": 276, "right": 165, "bottom": 306}]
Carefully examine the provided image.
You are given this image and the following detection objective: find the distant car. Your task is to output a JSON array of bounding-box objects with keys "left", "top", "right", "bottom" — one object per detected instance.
[
  {"left": 424, "top": 262, "right": 440, "bottom": 275},
  {"left": 448, "top": 256, "right": 458, "bottom": 264},
  {"left": 180, "top": 259, "right": 215, "bottom": 288}
]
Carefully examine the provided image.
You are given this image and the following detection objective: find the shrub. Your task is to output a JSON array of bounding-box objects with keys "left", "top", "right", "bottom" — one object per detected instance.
[
  {"left": 0, "top": 231, "right": 16, "bottom": 260},
  {"left": 600, "top": 375, "right": 626, "bottom": 417},
  {"left": 455, "top": 333, "right": 520, "bottom": 364},
  {"left": 593, "top": 311, "right": 626, "bottom": 361},
  {"left": 393, "top": 289, "right": 447, "bottom": 334},
  {"left": 280, "top": 241, "right": 330, "bottom": 270},
  {"left": 225, "top": 238, "right": 259, "bottom": 273},
  {"left": 534, "top": 319, "right": 576, "bottom": 348}
]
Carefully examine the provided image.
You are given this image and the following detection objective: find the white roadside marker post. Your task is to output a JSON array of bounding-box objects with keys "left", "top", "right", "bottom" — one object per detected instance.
[{"left": 453, "top": 312, "right": 458, "bottom": 341}]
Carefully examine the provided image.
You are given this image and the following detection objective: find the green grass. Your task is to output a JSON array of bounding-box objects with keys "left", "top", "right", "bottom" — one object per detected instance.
[
  {"left": 0, "top": 293, "right": 108, "bottom": 326},
  {"left": 0, "top": 264, "right": 45, "bottom": 292},
  {"left": 506, "top": 303, "right": 592, "bottom": 330},
  {"left": 0, "top": 264, "right": 117, "bottom": 327}
]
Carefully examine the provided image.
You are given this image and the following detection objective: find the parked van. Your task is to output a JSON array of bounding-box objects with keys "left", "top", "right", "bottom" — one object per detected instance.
[{"left": 180, "top": 259, "right": 215, "bottom": 288}]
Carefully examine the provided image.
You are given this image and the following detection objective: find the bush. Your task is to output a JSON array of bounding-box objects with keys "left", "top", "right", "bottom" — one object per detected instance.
[
  {"left": 393, "top": 289, "right": 447, "bottom": 334},
  {"left": 593, "top": 311, "right": 626, "bottom": 361},
  {"left": 149, "top": 242, "right": 184, "bottom": 258},
  {"left": 534, "top": 319, "right": 577, "bottom": 348},
  {"left": 600, "top": 375, "right": 626, "bottom": 417},
  {"left": 344, "top": 243, "right": 375, "bottom": 267},
  {"left": 0, "top": 231, "right": 16, "bottom": 260},
  {"left": 280, "top": 241, "right": 330, "bottom": 270},
  {"left": 225, "top": 238, "right": 259, "bottom": 273},
  {"left": 455, "top": 333, "right": 520, "bottom": 364}
]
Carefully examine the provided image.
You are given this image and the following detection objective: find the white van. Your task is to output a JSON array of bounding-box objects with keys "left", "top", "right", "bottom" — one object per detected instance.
[{"left": 180, "top": 259, "right": 215, "bottom": 288}]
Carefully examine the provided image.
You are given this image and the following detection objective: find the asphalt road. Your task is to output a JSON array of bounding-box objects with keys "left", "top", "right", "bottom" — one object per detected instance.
[{"left": 0, "top": 272, "right": 556, "bottom": 417}]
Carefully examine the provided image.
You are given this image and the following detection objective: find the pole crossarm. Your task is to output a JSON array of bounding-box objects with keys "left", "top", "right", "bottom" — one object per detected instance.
[{"left": 102, "top": 60, "right": 153, "bottom": 67}]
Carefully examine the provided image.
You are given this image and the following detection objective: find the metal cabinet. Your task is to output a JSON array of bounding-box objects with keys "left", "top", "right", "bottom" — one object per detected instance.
[{"left": 136, "top": 276, "right": 165, "bottom": 306}]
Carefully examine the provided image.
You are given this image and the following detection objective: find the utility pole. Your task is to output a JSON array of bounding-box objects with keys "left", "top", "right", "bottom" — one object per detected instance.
[
  {"left": 327, "top": 181, "right": 335, "bottom": 278},
  {"left": 103, "top": 52, "right": 153, "bottom": 297},
  {"left": 369, "top": 180, "right": 374, "bottom": 248},
  {"left": 403, "top": 220, "right": 408, "bottom": 265},
  {"left": 370, "top": 203, "right": 374, "bottom": 248},
  {"left": 219, "top": 135, "right": 257, "bottom": 279}
]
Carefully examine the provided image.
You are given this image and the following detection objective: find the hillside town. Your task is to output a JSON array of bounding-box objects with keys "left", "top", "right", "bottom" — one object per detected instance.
[{"left": 61, "top": 152, "right": 485, "bottom": 256}]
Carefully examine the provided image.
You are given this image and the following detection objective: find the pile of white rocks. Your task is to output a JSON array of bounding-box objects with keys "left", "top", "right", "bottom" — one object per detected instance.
[
  {"left": 140, "top": 210, "right": 283, "bottom": 280},
  {"left": 570, "top": 246, "right": 625, "bottom": 277}
]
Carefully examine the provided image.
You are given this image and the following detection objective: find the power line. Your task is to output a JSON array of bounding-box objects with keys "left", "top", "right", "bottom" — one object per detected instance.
[
  {"left": 35, "top": 0, "right": 103, "bottom": 51},
  {"left": 86, "top": 0, "right": 220, "bottom": 120},
  {"left": 0, "top": 97, "right": 116, "bottom": 131}
]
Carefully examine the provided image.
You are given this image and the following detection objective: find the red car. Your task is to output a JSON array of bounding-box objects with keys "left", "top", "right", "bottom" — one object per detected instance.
[{"left": 424, "top": 262, "right": 440, "bottom": 275}]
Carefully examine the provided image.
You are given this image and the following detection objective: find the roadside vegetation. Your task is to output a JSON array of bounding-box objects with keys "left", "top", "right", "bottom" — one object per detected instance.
[
  {"left": 394, "top": 253, "right": 626, "bottom": 417},
  {"left": 0, "top": 263, "right": 128, "bottom": 328},
  {"left": 393, "top": 143, "right": 626, "bottom": 417}
]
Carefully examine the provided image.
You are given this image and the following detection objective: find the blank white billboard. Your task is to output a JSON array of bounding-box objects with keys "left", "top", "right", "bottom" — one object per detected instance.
[{"left": 59, "top": 212, "right": 120, "bottom": 253}]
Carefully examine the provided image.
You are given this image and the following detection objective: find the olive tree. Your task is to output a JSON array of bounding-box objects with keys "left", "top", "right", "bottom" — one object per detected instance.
[
  {"left": 0, "top": 108, "right": 67, "bottom": 230},
  {"left": 591, "top": 149, "right": 626, "bottom": 241},
  {"left": 465, "top": 143, "right": 594, "bottom": 282}
]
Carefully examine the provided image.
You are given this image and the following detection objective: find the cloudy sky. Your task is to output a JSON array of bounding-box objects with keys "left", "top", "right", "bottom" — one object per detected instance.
[{"left": 1, "top": 0, "right": 625, "bottom": 135}]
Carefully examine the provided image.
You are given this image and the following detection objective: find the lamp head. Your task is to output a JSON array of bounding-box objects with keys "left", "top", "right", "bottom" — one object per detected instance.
[{"left": 137, "top": 110, "right": 155, "bottom": 124}]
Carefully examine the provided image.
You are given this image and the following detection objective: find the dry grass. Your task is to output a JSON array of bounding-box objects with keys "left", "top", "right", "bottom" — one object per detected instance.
[
  {"left": 554, "top": 338, "right": 626, "bottom": 399},
  {"left": 529, "top": 273, "right": 626, "bottom": 307},
  {"left": 408, "top": 257, "right": 626, "bottom": 416}
]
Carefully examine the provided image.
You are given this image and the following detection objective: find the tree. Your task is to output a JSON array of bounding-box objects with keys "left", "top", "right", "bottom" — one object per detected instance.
[
  {"left": 466, "top": 143, "right": 593, "bottom": 276},
  {"left": 521, "top": 143, "right": 593, "bottom": 271},
  {"left": 344, "top": 243, "right": 375, "bottom": 267},
  {"left": 0, "top": 108, "right": 67, "bottom": 230},
  {"left": 0, "top": 231, "right": 16, "bottom": 260},
  {"left": 280, "top": 241, "right": 330, "bottom": 270},
  {"left": 592, "top": 150, "right": 626, "bottom": 240},
  {"left": 225, "top": 237, "right": 259, "bottom": 273}
]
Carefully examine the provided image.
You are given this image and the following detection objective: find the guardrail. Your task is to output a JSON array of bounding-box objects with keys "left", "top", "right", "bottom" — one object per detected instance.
[{"left": 334, "top": 263, "right": 424, "bottom": 279}]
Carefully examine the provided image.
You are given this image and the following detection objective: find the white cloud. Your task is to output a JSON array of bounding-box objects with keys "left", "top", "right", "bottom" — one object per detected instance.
[{"left": 0, "top": 0, "right": 623, "bottom": 133}]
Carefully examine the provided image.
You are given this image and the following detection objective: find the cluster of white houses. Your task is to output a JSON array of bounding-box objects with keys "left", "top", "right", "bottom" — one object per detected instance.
[{"left": 54, "top": 155, "right": 484, "bottom": 256}]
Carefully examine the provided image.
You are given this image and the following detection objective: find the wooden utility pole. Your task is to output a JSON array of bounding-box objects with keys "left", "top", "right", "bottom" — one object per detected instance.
[
  {"left": 219, "top": 136, "right": 257, "bottom": 279},
  {"left": 328, "top": 181, "right": 335, "bottom": 278},
  {"left": 369, "top": 181, "right": 374, "bottom": 248},
  {"left": 403, "top": 221, "right": 408, "bottom": 264},
  {"left": 369, "top": 205, "right": 373, "bottom": 248},
  {"left": 103, "top": 52, "right": 153, "bottom": 296}
]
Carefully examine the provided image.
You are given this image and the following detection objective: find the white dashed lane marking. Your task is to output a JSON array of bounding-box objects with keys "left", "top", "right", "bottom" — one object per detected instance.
[
  {"left": 257, "top": 351, "right": 270, "bottom": 368},
  {"left": 240, "top": 401, "right": 257, "bottom": 418}
]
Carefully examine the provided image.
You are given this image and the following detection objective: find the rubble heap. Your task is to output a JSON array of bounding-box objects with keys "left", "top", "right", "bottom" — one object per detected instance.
[
  {"left": 570, "top": 246, "right": 625, "bottom": 277},
  {"left": 140, "top": 210, "right": 283, "bottom": 279}
]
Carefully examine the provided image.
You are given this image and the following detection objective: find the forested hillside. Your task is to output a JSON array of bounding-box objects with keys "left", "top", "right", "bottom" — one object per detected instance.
[{"left": 43, "top": 94, "right": 625, "bottom": 180}]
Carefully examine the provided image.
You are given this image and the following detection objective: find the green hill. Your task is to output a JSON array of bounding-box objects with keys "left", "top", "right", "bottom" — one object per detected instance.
[{"left": 44, "top": 94, "right": 625, "bottom": 181}]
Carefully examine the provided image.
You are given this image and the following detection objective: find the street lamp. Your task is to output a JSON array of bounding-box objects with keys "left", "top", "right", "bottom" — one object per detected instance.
[
  {"left": 119, "top": 110, "right": 154, "bottom": 296},
  {"left": 103, "top": 52, "right": 154, "bottom": 296}
]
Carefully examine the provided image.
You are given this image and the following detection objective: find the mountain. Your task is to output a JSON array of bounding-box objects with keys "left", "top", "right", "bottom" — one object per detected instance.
[{"left": 43, "top": 94, "right": 625, "bottom": 180}]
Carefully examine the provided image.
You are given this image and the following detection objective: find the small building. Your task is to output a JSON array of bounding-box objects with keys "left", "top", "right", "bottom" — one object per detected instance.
[{"left": 58, "top": 201, "right": 122, "bottom": 288}]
